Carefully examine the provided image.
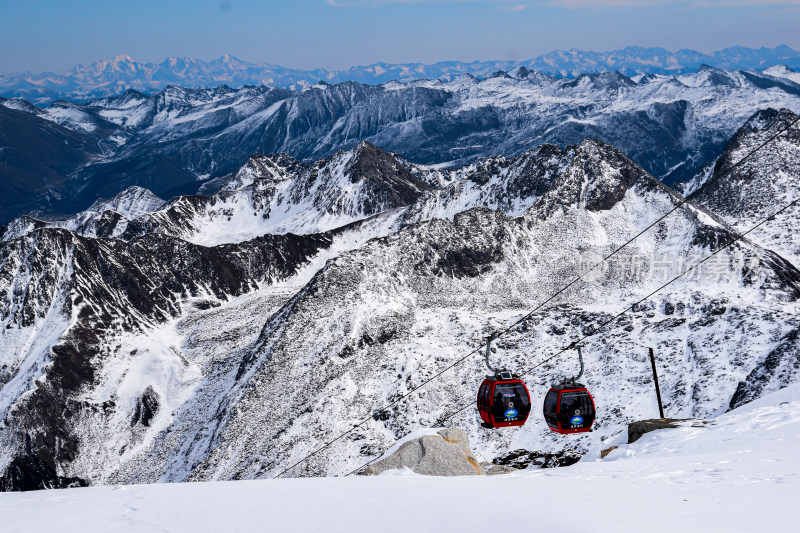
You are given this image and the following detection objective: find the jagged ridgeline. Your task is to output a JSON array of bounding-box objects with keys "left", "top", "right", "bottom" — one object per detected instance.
[
  {"left": 1, "top": 110, "right": 800, "bottom": 490},
  {"left": 3, "top": 47, "right": 800, "bottom": 105},
  {"left": 2, "top": 64, "right": 800, "bottom": 223}
]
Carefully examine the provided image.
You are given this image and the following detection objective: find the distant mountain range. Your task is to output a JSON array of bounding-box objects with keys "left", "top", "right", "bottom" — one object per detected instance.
[
  {"left": 3, "top": 64, "right": 800, "bottom": 224},
  {"left": 3, "top": 45, "right": 800, "bottom": 105}
]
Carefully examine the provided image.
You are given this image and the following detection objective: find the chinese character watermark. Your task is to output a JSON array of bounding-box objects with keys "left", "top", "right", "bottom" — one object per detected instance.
[{"left": 575, "top": 250, "right": 761, "bottom": 284}]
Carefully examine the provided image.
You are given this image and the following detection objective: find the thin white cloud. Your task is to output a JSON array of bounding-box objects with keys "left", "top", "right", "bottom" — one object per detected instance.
[{"left": 497, "top": 3, "right": 529, "bottom": 11}]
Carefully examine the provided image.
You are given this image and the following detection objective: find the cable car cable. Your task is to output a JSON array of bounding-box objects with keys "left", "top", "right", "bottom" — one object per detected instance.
[
  {"left": 489, "top": 115, "right": 800, "bottom": 341},
  {"left": 342, "top": 192, "right": 800, "bottom": 475},
  {"left": 273, "top": 117, "right": 799, "bottom": 478},
  {"left": 273, "top": 345, "right": 487, "bottom": 477}
]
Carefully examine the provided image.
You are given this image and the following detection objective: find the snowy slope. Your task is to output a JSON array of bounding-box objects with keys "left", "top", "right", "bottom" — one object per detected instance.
[
  {"left": 1, "top": 383, "right": 798, "bottom": 532},
  {"left": 763, "top": 65, "right": 800, "bottom": 86},
  {"left": 688, "top": 108, "right": 800, "bottom": 267},
  {"left": 1, "top": 135, "right": 799, "bottom": 492},
  {"left": 172, "top": 144, "right": 799, "bottom": 482}
]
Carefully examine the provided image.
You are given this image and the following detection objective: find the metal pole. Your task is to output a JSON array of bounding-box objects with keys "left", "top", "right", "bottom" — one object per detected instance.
[{"left": 648, "top": 347, "right": 665, "bottom": 419}]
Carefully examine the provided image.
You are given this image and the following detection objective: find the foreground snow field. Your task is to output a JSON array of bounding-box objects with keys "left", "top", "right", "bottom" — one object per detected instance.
[{"left": 2, "top": 384, "right": 797, "bottom": 533}]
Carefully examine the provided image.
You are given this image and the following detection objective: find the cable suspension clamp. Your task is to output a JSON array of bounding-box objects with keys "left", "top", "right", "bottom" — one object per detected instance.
[
  {"left": 485, "top": 332, "right": 499, "bottom": 377},
  {"left": 560, "top": 341, "right": 585, "bottom": 385},
  {"left": 572, "top": 342, "right": 585, "bottom": 383}
]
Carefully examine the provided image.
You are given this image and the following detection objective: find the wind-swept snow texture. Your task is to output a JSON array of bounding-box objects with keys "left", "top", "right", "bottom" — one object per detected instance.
[
  {"left": 2, "top": 132, "right": 799, "bottom": 491},
  {"left": 1, "top": 383, "right": 798, "bottom": 532},
  {"left": 4, "top": 63, "right": 800, "bottom": 222}
]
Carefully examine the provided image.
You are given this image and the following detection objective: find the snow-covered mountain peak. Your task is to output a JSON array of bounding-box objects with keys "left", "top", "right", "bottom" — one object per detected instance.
[
  {"left": 210, "top": 53, "right": 244, "bottom": 67},
  {"left": 112, "top": 53, "right": 134, "bottom": 64},
  {"left": 487, "top": 70, "right": 513, "bottom": 80},
  {"left": 2, "top": 120, "right": 800, "bottom": 490},
  {"left": 338, "top": 141, "right": 432, "bottom": 195},
  {"left": 0, "top": 97, "right": 43, "bottom": 116},
  {"left": 740, "top": 107, "right": 796, "bottom": 134},
  {"left": 507, "top": 66, "right": 554, "bottom": 85},
  {"left": 307, "top": 80, "right": 331, "bottom": 91},
  {"left": 90, "top": 89, "right": 151, "bottom": 109},
  {"left": 80, "top": 54, "right": 141, "bottom": 77},
  {"left": 560, "top": 71, "right": 636, "bottom": 93},
  {"left": 86, "top": 186, "right": 165, "bottom": 217},
  {"left": 687, "top": 107, "right": 800, "bottom": 265},
  {"left": 762, "top": 65, "right": 800, "bottom": 85},
  {"left": 225, "top": 152, "right": 305, "bottom": 188},
  {"left": 534, "top": 139, "right": 652, "bottom": 217},
  {"left": 0, "top": 186, "right": 167, "bottom": 242},
  {"left": 682, "top": 64, "right": 748, "bottom": 88}
]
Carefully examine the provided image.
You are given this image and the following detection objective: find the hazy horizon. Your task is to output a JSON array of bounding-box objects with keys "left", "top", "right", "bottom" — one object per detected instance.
[
  {"left": 3, "top": 0, "right": 800, "bottom": 74},
  {"left": 1, "top": 44, "right": 799, "bottom": 77}
]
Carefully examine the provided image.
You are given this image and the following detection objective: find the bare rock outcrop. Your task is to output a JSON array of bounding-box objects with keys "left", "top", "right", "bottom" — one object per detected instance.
[{"left": 364, "top": 428, "right": 485, "bottom": 476}]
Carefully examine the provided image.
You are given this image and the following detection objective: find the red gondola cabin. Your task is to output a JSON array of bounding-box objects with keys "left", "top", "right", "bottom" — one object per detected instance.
[
  {"left": 542, "top": 383, "right": 596, "bottom": 434},
  {"left": 477, "top": 372, "right": 531, "bottom": 428}
]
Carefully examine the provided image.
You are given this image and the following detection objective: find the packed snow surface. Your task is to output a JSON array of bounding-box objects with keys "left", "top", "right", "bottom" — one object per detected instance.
[{"left": 1, "top": 383, "right": 797, "bottom": 532}]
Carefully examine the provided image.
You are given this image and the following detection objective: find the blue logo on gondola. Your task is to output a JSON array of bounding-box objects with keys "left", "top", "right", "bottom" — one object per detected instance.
[
  {"left": 505, "top": 409, "right": 518, "bottom": 418},
  {"left": 570, "top": 416, "right": 584, "bottom": 425},
  {"left": 503, "top": 393, "right": 515, "bottom": 398}
]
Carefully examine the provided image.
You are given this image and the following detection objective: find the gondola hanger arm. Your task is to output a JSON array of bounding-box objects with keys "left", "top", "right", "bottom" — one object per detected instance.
[{"left": 484, "top": 332, "right": 499, "bottom": 375}]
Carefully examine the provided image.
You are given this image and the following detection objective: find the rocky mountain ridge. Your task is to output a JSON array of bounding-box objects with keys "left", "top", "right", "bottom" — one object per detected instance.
[
  {"left": 687, "top": 108, "right": 800, "bottom": 267},
  {"left": 0, "top": 140, "right": 646, "bottom": 246},
  {"left": 1, "top": 122, "right": 799, "bottom": 490},
  {"left": 3, "top": 65, "right": 800, "bottom": 223}
]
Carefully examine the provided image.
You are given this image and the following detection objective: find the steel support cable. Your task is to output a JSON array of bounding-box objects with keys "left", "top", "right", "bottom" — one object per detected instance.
[
  {"left": 272, "top": 343, "right": 485, "bottom": 478},
  {"left": 491, "top": 114, "right": 800, "bottom": 340},
  {"left": 274, "top": 117, "right": 800, "bottom": 479},
  {"left": 343, "top": 193, "right": 800, "bottom": 477}
]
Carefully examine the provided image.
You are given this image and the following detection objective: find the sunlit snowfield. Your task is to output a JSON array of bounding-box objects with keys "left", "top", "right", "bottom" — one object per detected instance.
[{"left": 2, "top": 383, "right": 796, "bottom": 533}]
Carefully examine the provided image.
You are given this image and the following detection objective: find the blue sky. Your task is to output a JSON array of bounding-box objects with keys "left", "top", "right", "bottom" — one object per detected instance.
[{"left": 2, "top": 0, "right": 800, "bottom": 73}]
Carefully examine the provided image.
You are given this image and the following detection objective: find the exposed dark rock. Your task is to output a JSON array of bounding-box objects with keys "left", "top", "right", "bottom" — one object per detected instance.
[
  {"left": 628, "top": 418, "right": 706, "bottom": 443},
  {"left": 729, "top": 328, "right": 800, "bottom": 410},
  {"left": 0, "top": 453, "right": 87, "bottom": 492},
  {"left": 492, "top": 448, "right": 583, "bottom": 469},
  {"left": 132, "top": 386, "right": 160, "bottom": 427},
  {"left": 532, "top": 139, "right": 653, "bottom": 217}
]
